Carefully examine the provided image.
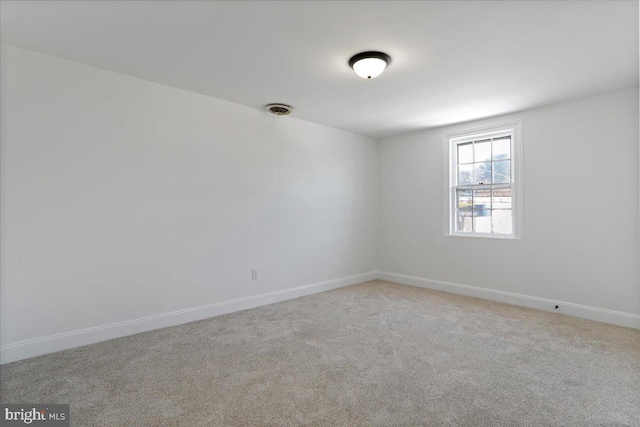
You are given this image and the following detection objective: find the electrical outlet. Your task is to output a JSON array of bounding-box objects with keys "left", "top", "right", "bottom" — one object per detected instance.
[{"left": 251, "top": 268, "right": 258, "bottom": 280}]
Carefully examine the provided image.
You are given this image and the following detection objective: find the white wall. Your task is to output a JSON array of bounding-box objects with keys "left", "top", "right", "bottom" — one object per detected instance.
[
  {"left": 0, "top": 45, "right": 378, "bottom": 356},
  {"left": 378, "top": 87, "right": 640, "bottom": 318}
]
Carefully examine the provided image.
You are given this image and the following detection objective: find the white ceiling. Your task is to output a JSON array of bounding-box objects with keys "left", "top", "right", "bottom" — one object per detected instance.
[{"left": 1, "top": 1, "right": 638, "bottom": 138}]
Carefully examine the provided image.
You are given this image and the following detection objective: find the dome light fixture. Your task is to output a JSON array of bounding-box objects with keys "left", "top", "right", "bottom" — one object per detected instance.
[{"left": 349, "top": 51, "right": 391, "bottom": 79}]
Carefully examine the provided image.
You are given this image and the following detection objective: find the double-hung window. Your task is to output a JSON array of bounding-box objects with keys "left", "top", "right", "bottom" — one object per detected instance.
[{"left": 445, "top": 121, "right": 522, "bottom": 239}]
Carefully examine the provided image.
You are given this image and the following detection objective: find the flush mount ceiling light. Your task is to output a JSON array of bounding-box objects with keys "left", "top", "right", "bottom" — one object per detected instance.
[{"left": 349, "top": 51, "right": 391, "bottom": 79}]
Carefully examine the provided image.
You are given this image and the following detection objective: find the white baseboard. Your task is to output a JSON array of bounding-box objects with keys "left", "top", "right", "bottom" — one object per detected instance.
[
  {"left": 4, "top": 270, "right": 637, "bottom": 364},
  {"left": 377, "top": 271, "right": 640, "bottom": 329},
  {"left": 0, "top": 272, "right": 377, "bottom": 365}
]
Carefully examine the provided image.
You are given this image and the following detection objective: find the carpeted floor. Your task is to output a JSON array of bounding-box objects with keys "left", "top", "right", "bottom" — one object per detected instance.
[{"left": 1, "top": 280, "right": 639, "bottom": 426}]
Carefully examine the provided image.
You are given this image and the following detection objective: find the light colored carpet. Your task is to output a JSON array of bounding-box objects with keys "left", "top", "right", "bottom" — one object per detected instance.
[{"left": 1, "top": 280, "right": 639, "bottom": 426}]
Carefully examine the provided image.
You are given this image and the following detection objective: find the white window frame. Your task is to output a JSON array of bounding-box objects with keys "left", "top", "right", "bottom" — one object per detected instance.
[{"left": 443, "top": 120, "right": 523, "bottom": 239}]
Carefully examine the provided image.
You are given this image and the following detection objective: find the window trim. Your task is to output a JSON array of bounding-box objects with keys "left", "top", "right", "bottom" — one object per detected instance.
[{"left": 443, "top": 120, "right": 523, "bottom": 239}]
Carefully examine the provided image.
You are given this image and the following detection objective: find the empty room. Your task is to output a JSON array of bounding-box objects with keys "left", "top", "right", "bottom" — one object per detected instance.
[{"left": 1, "top": 1, "right": 639, "bottom": 426}]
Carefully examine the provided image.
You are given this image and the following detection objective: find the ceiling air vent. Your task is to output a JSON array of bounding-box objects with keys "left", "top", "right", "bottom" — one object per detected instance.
[{"left": 265, "top": 104, "right": 293, "bottom": 116}]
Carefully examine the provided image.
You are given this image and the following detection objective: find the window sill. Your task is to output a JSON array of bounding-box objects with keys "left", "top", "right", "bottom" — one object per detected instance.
[{"left": 445, "top": 232, "right": 521, "bottom": 240}]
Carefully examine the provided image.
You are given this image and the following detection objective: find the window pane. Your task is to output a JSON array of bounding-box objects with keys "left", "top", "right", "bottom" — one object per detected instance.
[
  {"left": 492, "top": 209, "right": 512, "bottom": 234},
  {"left": 473, "top": 188, "right": 491, "bottom": 211},
  {"left": 458, "top": 142, "right": 473, "bottom": 164},
  {"left": 458, "top": 164, "right": 473, "bottom": 185},
  {"left": 491, "top": 187, "right": 512, "bottom": 210},
  {"left": 474, "top": 215, "right": 492, "bottom": 233},
  {"left": 473, "top": 162, "right": 492, "bottom": 184},
  {"left": 456, "top": 210, "right": 473, "bottom": 232},
  {"left": 493, "top": 160, "right": 510, "bottom": 183},
  {"left": 474, "top": 140, "right": 491, "bottom": 162},
  {"left": 492, "top": 137, "right": 510, "bottom": 160},
  {"left": 473, "top": 188, "right": 492, "bottom": 234},
  {"left": 457, "top": 189, "right": 472, "bottom": 211}
]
